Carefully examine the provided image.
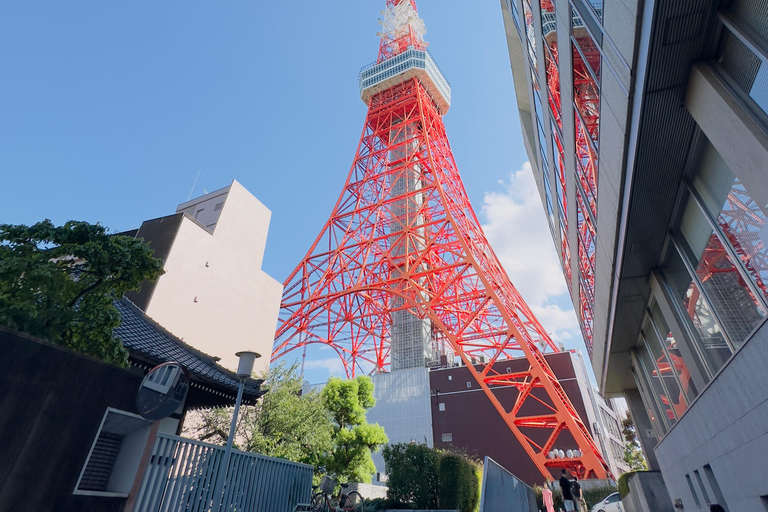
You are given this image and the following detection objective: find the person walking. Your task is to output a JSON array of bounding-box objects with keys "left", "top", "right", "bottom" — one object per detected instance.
[
  {"left": 559, "top": 469, "right": 575, "bottom": 512},
  {"left": 571, "top": 476, "right": 587, "bottom": 512},
  {"left": 542, "top": 482, "right": 555, "bottom": 512}
]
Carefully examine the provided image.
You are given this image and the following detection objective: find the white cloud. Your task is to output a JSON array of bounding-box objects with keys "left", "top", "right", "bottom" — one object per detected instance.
[
  {"left": 481, "top": 162, "right": 586, "bottom": 353},
  {"left": 481, "top": 162, "right": 566, "bottom": 305},
  {"left": 303, "top": 356, "right": 346, "bottom": 376}
]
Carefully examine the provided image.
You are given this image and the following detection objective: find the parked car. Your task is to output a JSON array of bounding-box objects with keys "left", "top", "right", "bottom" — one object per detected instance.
[{"left": 590, "top": 492, "right": 624, "bottom": 512}]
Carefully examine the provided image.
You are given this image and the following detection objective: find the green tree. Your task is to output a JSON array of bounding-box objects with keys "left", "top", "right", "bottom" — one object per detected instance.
[
  {"left": 621, "top": 411, "right": 648, "bottom": 471},
  {"left": 186, "top": 363, "right": 335, "bottom": 468},
  {"left": 0, "top": 220, "right": 164, "bottom": 366},
  {"left": 321, "top": 376, "right": 388, "bottom": 483},
  {"left": 382, "top": 443, "right": 439, "bottom": 508}
]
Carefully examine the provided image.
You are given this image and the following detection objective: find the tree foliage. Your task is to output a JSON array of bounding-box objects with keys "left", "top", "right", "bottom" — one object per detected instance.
[
  {"left": 185, "top": 363, "right": 334, "bottom": 468},
  {"left": 0, "top": 220, "right": 164, "bottom": 366},
  {"left": 383, "top": 443, "right": 480, "bottom": 512},
  {"left": 621, "top": 411, "right": 648, "bottom": 471},
  {"left": 382, "top": 443, "right": 440, "bottom": 508},
  {"left": 438, "top": 453, "right": 480, "bottom": 512},
  {"left": 186, "top": 366, "right": 387, "bottom": 483},
  {"left": 321, "top": 376, "right": 388, "bottom": 484}
]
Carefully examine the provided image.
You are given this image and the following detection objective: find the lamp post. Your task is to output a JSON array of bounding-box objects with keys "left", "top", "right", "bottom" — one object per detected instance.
[{"left": 214, "top": 350, "right": 261, "bottom": 512}]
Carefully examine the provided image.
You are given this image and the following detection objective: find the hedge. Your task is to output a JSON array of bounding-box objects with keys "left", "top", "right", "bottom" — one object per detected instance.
[
  {"left": 437, "top": 454, "right": 480, "bottom": 512},
  {"left": 382, "top": 443, "right": 480, "bottom": 512},
  {"left": 618, "top": 471, "right": 636, "bottom": 498}
]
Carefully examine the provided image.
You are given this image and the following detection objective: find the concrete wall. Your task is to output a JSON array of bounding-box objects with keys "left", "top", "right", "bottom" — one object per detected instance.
[
  {"left": 143, "top": 179, "right": 283, "bottom": 374},
  {"left": 479, "top": 457, "right": 537, "bottom": 512},
  {"left": 622, "top": 471, "right": 673, "bottom": 512},
  {"left": 655, "top": 321, "right": 768, "bottom": 512},
  {"left": 0, "top": 327, "right": 143, "bottom": 512}
]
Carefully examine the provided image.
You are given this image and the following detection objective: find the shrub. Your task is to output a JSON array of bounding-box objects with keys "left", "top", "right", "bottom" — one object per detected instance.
[
  {"left": 383, "top": 443, "right": 439, "bottom": 509},
  {"left": 437, "top": 453, "right": 480, "bottom": 512},
  {"left": 383, "top": 443, "right": 480, "bottom": 511},
  {"left": 618, "top": 472, "right": 636, "bottom": 499}
]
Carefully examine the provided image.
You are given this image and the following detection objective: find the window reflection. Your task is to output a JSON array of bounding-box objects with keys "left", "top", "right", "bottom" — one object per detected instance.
[
  {"left": 679, "top": 194, "right": 766, "bottom": 346},
  {"left": 636, "top": 343, "right": 675, "bottom": 428},
  {"left": 664, "top": 242, "right": 732, "bottom": 374},
  {"left": 650, "top": 302, "right": 698, "bottom": 402},
  {"left": 694, "top": 141, "right": 768, "bottom": 306}
]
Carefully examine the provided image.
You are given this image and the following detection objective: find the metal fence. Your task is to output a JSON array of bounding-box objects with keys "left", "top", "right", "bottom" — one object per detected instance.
[
  {"left": 479, "top": 457, "right": 537, "bottom": 512},
  {"left": 134, "top": 432, "right": 313, "bottom": 512}
]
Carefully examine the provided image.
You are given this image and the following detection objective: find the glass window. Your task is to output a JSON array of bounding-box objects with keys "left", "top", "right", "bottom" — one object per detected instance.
[
  {"left": 678, "top": 193, "right": 767, "bottom": 346},
  {"left": 572, "top": 11, "right": 600, "bottom": 219},
  {"left": 663, "top": 242, "right": 733, "bottom": 374},
  {"left": 576, "top": 190, "right": 596, "bottom": 296},
  {"left": 561, "top": 223, "right": 572, "bottom": 292},
  {"left": 523, "top": 0, "right": 538, "bottom": 73},
  {"left": 693, "top": 140, "right": 768, "bottom": 306},
  {"left": 579, "top": 278, "right": 594, "bottom": 354},
  {"left": 540, "top": 0, "right": 562, "bottom": 131},
  {"left": 552, "top": 124, "right": 567, "bottom": 224},
  {"left": 586, "top": 0, "right": 603, "bottom": 23},
  {"left": 643, "top": 326, "right": 687, "bottom": 421},
  {"left": 631, "top": 363, "right": 668, "bottom": 438},
  {"left": 650, "top": 301, "right": 699, "bottom": 402},
  {"left": 636, "top": 341, "right": 676, "bottom": 428},
  {"left": 508, "top": 0, "right": 521, "bottom": 30},
  {"left": 718, "top": 20, "right": 768, "bottom": 118}
]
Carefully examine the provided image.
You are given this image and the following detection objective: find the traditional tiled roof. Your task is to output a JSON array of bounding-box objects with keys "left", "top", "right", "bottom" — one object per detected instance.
[{"left": 114, "top": 298, "right": 262, "bottom": 401}]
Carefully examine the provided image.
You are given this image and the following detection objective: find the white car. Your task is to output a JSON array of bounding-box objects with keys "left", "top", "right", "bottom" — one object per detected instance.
[{"left": 590, "top": 492, "right": 624, "bottom": 512}]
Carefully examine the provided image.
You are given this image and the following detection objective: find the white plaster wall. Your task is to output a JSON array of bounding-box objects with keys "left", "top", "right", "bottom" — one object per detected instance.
[
  {"left": 655, "top": 322, "right": 768, "bottom": 512},
  {"left": 145, "top": 180, "right": 282, "bottom": 374}
]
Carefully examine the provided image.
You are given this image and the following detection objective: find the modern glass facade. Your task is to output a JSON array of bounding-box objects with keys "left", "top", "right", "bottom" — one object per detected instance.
[
  {"left": 632, "top": 136, "right": 768, "bottom": 440},
  {"left": 504, "top": 0, "right": 768, "bottom": 504}
]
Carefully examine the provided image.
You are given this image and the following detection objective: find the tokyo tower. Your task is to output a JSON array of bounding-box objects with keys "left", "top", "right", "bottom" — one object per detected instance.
[{"left": 272, "top": 0, "right": 610, "bottom": 480}]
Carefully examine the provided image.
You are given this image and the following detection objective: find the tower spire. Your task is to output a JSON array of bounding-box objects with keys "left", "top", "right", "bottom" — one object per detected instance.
[
  {"left": 272, "top": 0, "right": 611, "bottom": 482},
  {"left": 377, "top": 0, "right": 427, "bottom": 62}
]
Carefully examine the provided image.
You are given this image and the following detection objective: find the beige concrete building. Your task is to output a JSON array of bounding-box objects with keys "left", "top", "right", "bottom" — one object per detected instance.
[{"left": 124, "top": 180, "right": 282, "bottom": 375}]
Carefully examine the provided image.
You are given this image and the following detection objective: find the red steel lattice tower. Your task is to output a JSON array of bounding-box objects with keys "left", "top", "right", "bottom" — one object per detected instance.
[{"left": 272, "top": 0, "right": 610, "bottom": 480}]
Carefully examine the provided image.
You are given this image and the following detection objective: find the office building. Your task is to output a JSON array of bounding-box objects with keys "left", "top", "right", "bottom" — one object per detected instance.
[{"left": 501, "top": 0, "right": 768, "bottom": 509}]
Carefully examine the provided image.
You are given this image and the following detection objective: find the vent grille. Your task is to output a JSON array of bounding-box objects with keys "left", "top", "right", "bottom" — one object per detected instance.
[{"left": 78, "top": 432, "right": 123, "bottom": 492}]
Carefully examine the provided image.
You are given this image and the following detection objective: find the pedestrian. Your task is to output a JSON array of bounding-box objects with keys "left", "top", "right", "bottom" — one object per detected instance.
[
  {"left": 542, "top": 482, "right": 555, "bottom": 512},
  {"left": 559, "top": 469, "right": 575, "bottom": 512},
  {"left": 709, "top": 505, "right": 725, "bottom": 512},
  {"left": 571, "top": 476, "right": 587, "bottom": 512}
]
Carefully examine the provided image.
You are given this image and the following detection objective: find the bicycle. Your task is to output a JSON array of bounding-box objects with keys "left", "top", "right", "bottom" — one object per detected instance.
[{"left": 309, "top": 473, "right": 365, "bottom": 512}]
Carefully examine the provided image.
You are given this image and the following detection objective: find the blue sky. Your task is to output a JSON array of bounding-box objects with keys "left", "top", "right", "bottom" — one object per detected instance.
[{"left": 1, "top": 1, "right": 592, "bottom": 383}]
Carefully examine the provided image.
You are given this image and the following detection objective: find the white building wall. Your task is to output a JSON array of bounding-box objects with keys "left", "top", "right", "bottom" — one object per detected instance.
[
  {"left": 367, "top": 367, "right": 434, "bottom": 484},
  {"left": 144, "top": 180, "right": 282, "bottom": 375},
  {"left": 655, "top": 323, "right": 768, "bottom": 512}
]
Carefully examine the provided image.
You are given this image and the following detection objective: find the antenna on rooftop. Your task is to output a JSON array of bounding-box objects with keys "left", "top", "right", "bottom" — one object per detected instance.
[{"left": 187, "top": 168, "right": 202, "bottom": 201}]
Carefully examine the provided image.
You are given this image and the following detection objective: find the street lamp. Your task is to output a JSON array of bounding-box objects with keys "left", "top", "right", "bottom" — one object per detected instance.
[{"left": 215, "top": 350, "right": 261, "bottom": 512}]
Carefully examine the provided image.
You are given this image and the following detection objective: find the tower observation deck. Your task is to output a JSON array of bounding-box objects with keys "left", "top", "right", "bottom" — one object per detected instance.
[
  {"left": 359, "top": 48, "right": 451, "bottom": 114},
  {"left": 272, "top": 0, "right": 611, "bottom": 481}
]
